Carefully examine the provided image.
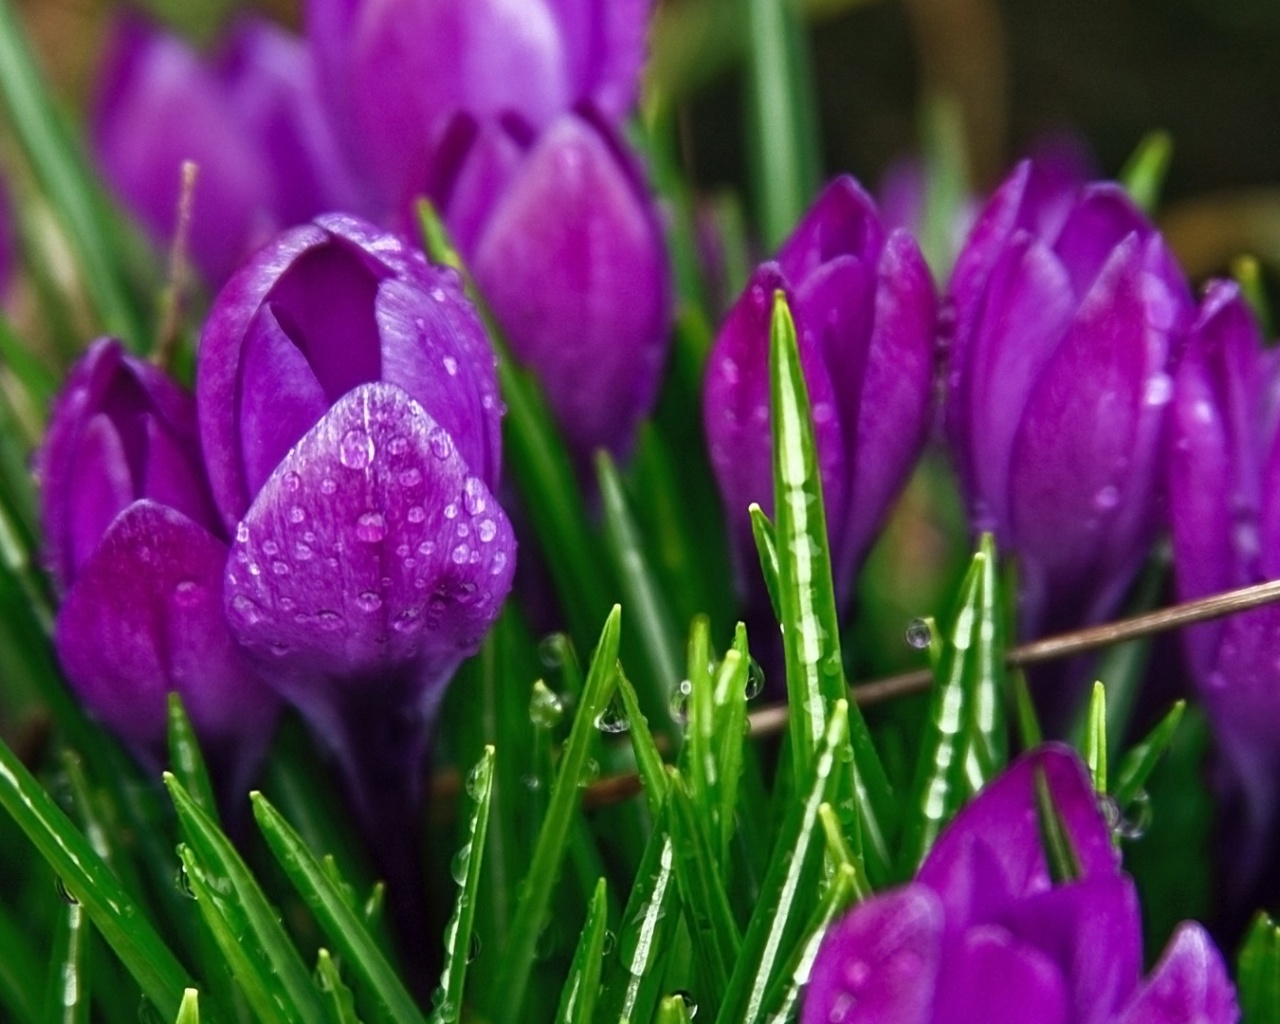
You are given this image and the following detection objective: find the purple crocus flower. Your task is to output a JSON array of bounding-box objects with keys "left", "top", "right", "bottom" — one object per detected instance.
[
  {"left": 307, "top": 0, "right": 653, "bottom": 211},
  {"left": 431, "top": 109, "right": 672, "bottom": 461},
  {"left": 93, "top": 15, "right": 365, "bottom": 287},
  {"left": 1167, "top": 280, "right": 1280, "bottom": 887},
  {"left": 702, "top": 176, "right": 936, "bottom": 605},
  {"left": 945, "top": 159, "right": 1192, "bottom": 638},
  {"left": 803, "top": 745, "right": 1238, "bottom": 1024},
  {"left": 39, "top": 339, "right": 279, "bottom": 788},
  {"left": 197, "top": 214, "right": 515, "bottom": 827}
]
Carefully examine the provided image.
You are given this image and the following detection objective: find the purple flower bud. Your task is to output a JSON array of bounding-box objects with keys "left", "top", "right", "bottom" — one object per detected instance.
[
  {"left": 1167, "top": 281, "right": 1280, "bottom": 880},
  {"left": 93, "top": 15, "right": 365, "bottom": 286},
  {"left": 703, "top": 176, "right": 936, "bottom": 603},
  {"left": 945, "top": 160, "right": 1193, "bottom": 637},
  {"left": 307, "top": 0, "right": 653, "bottom": 210},
  {"left": 803, "top": 746, "right": 1238, "bottom": 1024},
  {"left": 198, "top": 214, "right": 515, "bottom": 819},
  {"left": 434, "top": 110, "right": 672, "bottom": 460},
  {"left": 39, "top": 339, "right": 278, "bottom": 783}
]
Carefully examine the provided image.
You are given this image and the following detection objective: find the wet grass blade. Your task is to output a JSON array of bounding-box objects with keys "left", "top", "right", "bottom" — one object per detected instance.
[
  {"left": 174, "top": 990, "right": 200, "bottom": 1024},
  {"left": 656, "top": 994, "right": 694, "bottom": 1024},
  {"left": 618, "top": 667, "right": 670, "bottom": 818},
  {"left": 430, "top": 747, "right": 494, "bottom": 1024},
  {"left": 43, "top": 902, "right": 91, "bottom": 1024},
  {"left": 251, "top": 791, "right": 428, "bottom": 1024},
  {"left": 0, "top": 737, "right": 193, "bottom": 1020},
  {"left": 167, "top": 694, "right": 218, "bottom": 825},
  {"left": 553, "top": 878, "right": 608, "bottom": 1024},
  {"left": 767, "top": 293, "right": 891, "bottom": 842},
  {"left": 489, "top": 607, "right": 621, "bottom": 1024},
  {"left": 667, "top": 768, "right": 742, "bottom": 1001},
  {"left": 1114, "top": 700, "right": 1185, "bottom": 809},
  {"left": 1238, "top": 912, "right": 1280, "bottom": 1024},
  {"left": 964, "top": 532, "right": 1006, "bottom": 790},
  {"left": 817, "top": 804, "right": 869, "bottom": 901},
  {"left": 715, "top": 701, "right": 850, "bottom": 1024},
  {"left": 1084, "top": 682, "right": 1108, "bottom": 796},
  {"left": 316, "top": 950, "right": 361, "bottom": 1024},
  {"left": 747, "top": 505, "right": 781, "bottom": 621},
  {"left": 165, "top": 774, "right": 326, "bottom": 1024},
  {"left": 1119, "top": 130, "right": 1173, "bottom": 214},
  {"left": 710, "top": 646, "right": 749, "bottom": 865}
]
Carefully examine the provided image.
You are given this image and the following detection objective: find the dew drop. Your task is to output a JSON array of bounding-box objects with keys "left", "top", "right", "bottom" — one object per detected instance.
[
  {"left": 529, "top": 684, "right": 565, "bottom": 729},
  {"left": 269, "top": 641, "right": 290, "bottom": 657},
  {"left": 283, "top": 471, "right": 302, "bottom": 492},
  {"left": 272, "top": 561, "right": 290, "bottom": 576},
  {"left": 452, "top": 543, "right": 470, "bottom": 564},
  {"left": 279, "top": 596, "right": 296, "bottom": 612},
  {"left": 429, "top": 429, "right": 452, "bottom": 460},
  {"left": 394, "top": 609, "right": 421, "bottom": 633},
  {"left": 594, "top": 692, "right": 630, "bottom": 734},
  {"left": 444, "top": 502, "right": 459, "bottom": 520},
  {"left": 578, "top": 758, "right": 600, "bottom": 788},
  {"left": 905, "top": 618, "right": 933, "bottom": 649},
  {"left": 55, "top": 876, "right": 79, "bottom": 905},
  {"left": 339, "top": 428, "right": 374, "bottom": 469},
  {"left": 295, "top": 542, "right": 314, "bottom": 561},
  {"left": 399, "top": 467, "right": 422, "bottom": 487},
  {"left": 356, "top": 511, "right": 387, "bottom": 543},
  {"left": 262, "top": 539, "right": 279, "bottom": 556},
  {"left": 465, "top": 761, "right": 488, "bottom": 799},
  {"left": 408, "top": 505, "right": 426, "bottom": 523},
  {"left": 388, "top": 435, "right": 409, "bottom": 455},
  {"left": 1093, "top": 485, "right": 1120, "bottom": 511},
  {"left": 289, "top": 506, "right": 306, "bottom": 524},
  {"left": 174, "top": 580, "right": 201, "bottom": 606},
  {"left": 673, "top": 991, "right": 698, "bottom": 1018},
  {"left": 320, "top": 478, "right": 338, "bottom": 495},
  {"left": 745, "top": 657, "right": 766, "bottom": 699},
  {"left": 457, "top": 522, "right": 470, "bottom": 538},
  {"left": 443, "top": 355, "right": 459, "bottom": 376},
  {"left": 601, "top": 930, "right": 616, "bottom": 955},
  {"left": 174, "top": 864, "right": 196, "bottom": 899},
  {"left": 316, "top": 610, "right": 342, "bottom": 631},
  {"left": 491, "top": 551, "right": 508, "bottom": 575},
  {"left": 462, "top": 478, "right": 487, "bottom": 515},
  {"left": 357, "top": 591, "right": 383, "bottom": 612},
  {"left": 231, "top": 595, "right": 260, "bottom": 624},
  {"left": 669, "top": 679, "right": 693, "bottom": 723},
  {"left": 450, "top": 842, "right": 472, "bottom": 884},
  {"left": 478, "top": 519, "right": 497, "bottom": 543},
  {"left": 248, "top": 562, "right": 262, "bottom": 577},
  {"left": 236, "top": 522, "right": 250, "bottom": 543}
]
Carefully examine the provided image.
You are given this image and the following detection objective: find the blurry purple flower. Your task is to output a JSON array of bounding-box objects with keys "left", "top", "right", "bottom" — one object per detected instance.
[
  {"left": 39, "top": 339, "right": 278, "bottom": 786},
  {"left": 945, "top": 159, "right": 1192, "bottom": 638},
  {"left": 703, "top": 176, "right": 936, "bottom": 605},
  {"left": 307, "top": 0, "right": 653, "bottom": 210},
  {"left": 432, "top": 110, "right": 672, "bottom": 461},
  {"left": 1167, "top": 280, "right": 1280, "bottom": 883},
  {"left": 198, "top": 214, "right": 515, "bottom": 820},
  {"left": 803, "top": 745, "right": 1238, "bottom": 1024},
  {"left": 93, "top": 15, "right": 365, "bottom": 287}
]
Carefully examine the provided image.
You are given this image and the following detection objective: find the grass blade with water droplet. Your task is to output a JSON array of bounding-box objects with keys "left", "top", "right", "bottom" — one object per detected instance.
[
  {"left": 554, "top": 878, "right": 608, "bottom": 1024},
  {"left": 430, "top": 746, "right": 494, "bottom": 1024},
  {"left": 165, "top": 774, "right": 326, "bottom": 1024},
  {"left": 167, "top": 694, "right": 218, "bottom": 825},
  {"left": 251, "top": 791, "right": 428, "bottom": 1024},
  {"left": 618, "top": 668, "right": 669, "bottom": 818},
  {"left": 488, "top": 607, "right": 621, "bottom": 1024},
  {"left": 43, "top": 901, "right": 90, "bottom": 1024},
  {"left": 1238, "top": 912, "right": 1280, "bottom": 1024},
  {"left": 1084, "top": 682, "right": 1108, "bottom": 796},
  {"left": 1114, "top": 700, "right": 1185, "bottom": 809},
  {"left": 656, "top": 993, "right": 694, "bottom": 1024},
  {"left": 747, "top": 505, "right": 781, "bottom": 620},
  {"left": 316, "top": 950, "right": 360, "bottom": 1024},
  {"left": 174, "top": 989, "right": 200, "bottom": 1024}
]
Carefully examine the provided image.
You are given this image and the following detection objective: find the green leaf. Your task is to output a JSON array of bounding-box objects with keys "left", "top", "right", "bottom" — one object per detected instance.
[
  {"left": 430, "top": 747, "right": 494, "bottom": 1024},
  {"left": 1034, "top": 765, "right": 1082, "bottom": 885},
  {"left": 0, "top": 0, "right": 146, "bottom": 342},
  {"left": 767, "top": 293, "right": 891, "bottom": 840},
  {"left": 744, "top": 0, "right": 820, "bottom": 247},
  {"left": 656, "top": 994, "right": 695, "bottom": 1024},
  {"left": 251, "top": 792, "right": 428, "bottom": 1024},
  {"left": 709, "top": 646, "right": 749, "bottom": 865},
  {"left": 166, "top": 694, "right": 218, "bottom": 825},
  {"left": 1084, "top": 682, "right": 1108, "bottom": 796},
  {"left": 817, "top": 804, "right": 869, "bottom": 902},
  {"left": 716, "top": 700, "right": 850, "bottom": 1024},
  {"left": 617, "top": 667, "right": 670, "bottom": 818},
  {"left": 667, "top": 768, "right": 742, "bottom": 1002},
  {"left": 747, "top": 505, "right": 781, "bottom": 622},
  {"left": 0, "top": 736, "right": 193, "bottom": 1021},
  {"left": 597, "top": 450, "right": 683, "bottom": 742},
  {"left": 1119, "top": 130, "right": 1173, "bottom": 215},
  {"left": 165, "top": 774, "right": 327, "bottom": 1024},
  {"left": 316, "top": 950, "right": 362, "bottom": 1024},
  {"left": 1233, "top": 254, "right": 1274, "bottom": 338},
  {"left": 174, "top": 990, "right": 200, "bottom": 1024},
  {"left": 489, "top": 607, "right": 621, "bottom": 1024},
  {"left": 1238, "top": 912, "right": 1280, "bottom": 1024},
  {"left": 964, "top": 532, "right": 1006, "bottom": 789},
  {"left": 596, "top": 806, "right": 681, "bottom": 1024},
  {"left": 43, "top": 902, "right": 91, "bottom": 1024},
  {"left": 1114, "top": 701, "right": 1185, "bottom": 809},
  {"left": 1010, "top": 670, "right": 1042, "bottom": 750},
  {"left": 900, "top": 545, "right": 985, "bottom": 873},
  {"left": 553, "top": 879, "right": 608, "bottom": 1024}
]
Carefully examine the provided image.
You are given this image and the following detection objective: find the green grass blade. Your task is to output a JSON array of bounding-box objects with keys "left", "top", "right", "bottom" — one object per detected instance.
[
  {"left": 0, "top": 737, "right": 193, "bottom": 1020},
  {"left": 166, "top": 695, "right": 218, "bottom": 825},
  {"left": 1114, "top": 700, "right": 1186, "bottom": 809},
  {"left": 165, "top": 774, "right": 326, "bottom": 1024},
  {"left": 597, "top": 807, "right": 681, "bottom": 1024},
  {"left": 682, "top": 616, "right": 717, "bottom": 829},
  {"left": 710, "top": 647, "right": 749, "bottom": 865},
  {"left": 1084, "top": 682, "right": 1108, "bottom": 796},
  {"left": 964, "top": 532, "right": 1006, "bottom": 791},
  {"left": 0, "top": 312, "right": 57, "bottom": 412},
  {"left": 1239, "top": 912, "right": 1280, "bottom": 1024},
  {"left": 817, "top": 804, "right": 870, "bottom": 902},
  {"left": 667, "top": 768, "right": 742, "bottom": 1001},
  {"left": 1234, "top": 255, "right": 1274, "bottom": 338},
  {"left": 1035, "top": 766, "right": 1082, "bottom": 885},
  {"left": 430, "top": 746, "right": 494, "bottom": 1024},
  {"left": 900, "top": 548, "right": 984, "bottom": 873},
  {"left": 597, "top": 450, "right": 683, "bottom": 741},
  {"left": 316, "top": 950, "right": 361, "bottom": 1024},
  {"left": 747, "top": 505, "right": 782, "bottom": 621},
  {"left": 489, "top": 606, "right": 622, "bottom": 1024},
  {"left": 656, "top": 994, "right": 695, "bottom": 1024},
  {"left": 0, "top": 894, "right": 41, "bottom": 1024},
  {"left": 0, "top": 0, "right": 145, "bottom": 342},
  {"left": 1119, "top": 130, "right": 1173, "bottom": 214},
  {"left": 768, "top": 293, "right": 889, "bottom": 824},
  {"left": 174, "top": 990, "right": 200, "bottom": 1024},
  {"left": 618, "top": 668, "right": 669, "bottom": 818},
  {"left": 554, "top": 879, "right": 608, "bottom": 1024},
  {"left": 716, "top": 700, "right": 850, "bottom": 1024},
  {"left": 43, "top": 902, "right": 91, "bottom": 1024},
  {"left": 251, "top": 791, "right": 428, "bottom": 1024}
]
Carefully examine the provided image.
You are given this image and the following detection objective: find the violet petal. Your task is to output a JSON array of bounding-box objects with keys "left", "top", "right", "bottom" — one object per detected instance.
[
  {"left": 937, "top": 925, "right": 1069, "bottom": 1024},
  {"left": 1117, "top": 923, "right": 1239, "bottom": 1024},
  {"left": 776, "top": 175, "right": 885, "bottom": 285}
]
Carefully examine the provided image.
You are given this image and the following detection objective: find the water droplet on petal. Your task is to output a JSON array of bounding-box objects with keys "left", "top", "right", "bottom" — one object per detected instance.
[
  {"left": 462, "top": 478, "right": 487, "bottom": 515},
  {"left": 399, "top": 467, "right": 422, "bottom": 487},
  {"left": 443, "top": 355, "right": 459, "bottom": 376},
  {"left": 1093, "top": 485, "right": 1120, "bottom": 511},
  {"left": 388, "top": 435, "right": 409, "bottom": 455},
  {"left": 339, "top": 429, "right": 374, "bottom": 469},
  {"left": 174, "top": 580, "right": 201, "bottom": 606},
  {"left": 408, "top": 505, "right": 426, "bottom": 523},
  {"left": 429, "top": 429, "right": 452, "bottom": 460},
  {"left": 236, "top": 522, "right": 250, "bottom": 543},
  {"left": 356, "top": 511, "right": 386, "bottom": 543},
  {"left": 321, "top": 478, "right": 337, "bottom": 495},
  {"left": 316, "top": 610, "right": 342, "bottom": 631},
  {"left": 283, "top": 471, "right": 302, "bottom": 492},
  {"left": 289, "top": 506, "right": 306, "bottom": 524},
  {"left": 478, "top": 519, "right": 497, "bottom": 543},
  {"left": 452, "top": 543, "right": 470, "bottom": 564},
  {"left": 357, "top": 591, "right": 383, "bottom": 612}
]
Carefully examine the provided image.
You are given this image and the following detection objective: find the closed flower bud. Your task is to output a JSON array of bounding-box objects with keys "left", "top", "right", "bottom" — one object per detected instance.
[
  {"left": 703, "top": 176, "right": 936, "bottom": 604},
  {"left": 307, "top": 0, "right": 653, "bottom": 210},
  {"left": 198, "top": 214, "right": 515, "bottom": 823},
  {"left": 804, "top": 746, "right": 1238, "bottom": 1024},
  {"left": 39, "top": 339, "right": 278, "bottom": 786},
  {"left": 433, "top": 110, "right": 672, "bottom": 461},
  {"left": 93, "top": 15, "right": 364, "bottom": 286},
  {"left": 945, "top": 159, "right": 1192, "bottom": 637}
]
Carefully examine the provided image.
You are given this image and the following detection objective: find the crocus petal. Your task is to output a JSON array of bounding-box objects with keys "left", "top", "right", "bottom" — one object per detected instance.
[
  {"left": 429, "top": 114, "right": 527, "bottom": 256},
  {"left": 703, "top": 264, "right": 848, "bottom": 572},
  {"left": 548, "top": 0, "right": 653, "bottom": 119},
  {"left": 224, "top": 382, "right": 515, "bottom": 701},
  {"left": 471, "top": 113, "right": 670, "bottom": 459},
  {"left": 1117, "top": 923, "right": 1239, "bottom": 1024},
  {"left": 1049, "top": 185, "right": 1153, "bottom": 299},
  {"left": 776, "top": 176, "right": 885, "bottom": 285},
  {"left": 918, "top": 745, "right": 1119, "bottom": 926},
  {"left": 802, "top": 884, "right": 942, "bottom": 1024},
  {"left": 936, "top": 925, "right": 1069, "bottom": 1024},
  {"left": 1008, "top": 234, "right": 1166, "bottom": 633},
  {"left": 55, "top": 501, "right": 277, "bottom": 765}
]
